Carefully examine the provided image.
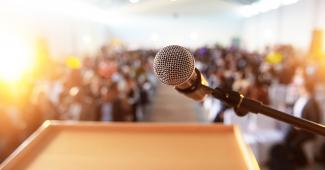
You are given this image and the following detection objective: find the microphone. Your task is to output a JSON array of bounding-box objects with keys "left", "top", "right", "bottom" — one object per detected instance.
[
  {"left": 153, "top": 45, "right": 209, "bottom": 101},
  {"left": 153, "top": 45, "right": 325, "bottom": 136}
]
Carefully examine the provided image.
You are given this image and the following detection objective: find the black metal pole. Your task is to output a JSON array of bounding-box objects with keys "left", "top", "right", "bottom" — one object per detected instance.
[
  {"left": 202, "top": 85, "right": 325, "bottom": 136},
  {"left": 240, "top": 97, "right": 325, "bottom": 136}
]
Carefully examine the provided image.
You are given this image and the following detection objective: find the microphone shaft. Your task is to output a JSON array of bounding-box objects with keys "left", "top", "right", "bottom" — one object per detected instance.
[
  {"left": 251, "top": 100, "right": 325, "bottom": 136},
  {"left": 201, "top": 85, "right": 325, "bottom": 136}
]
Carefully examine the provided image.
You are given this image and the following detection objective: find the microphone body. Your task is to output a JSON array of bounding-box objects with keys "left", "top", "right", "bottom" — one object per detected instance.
[{"left": 153, "top": 45, "right": 209, "bottom": 101}]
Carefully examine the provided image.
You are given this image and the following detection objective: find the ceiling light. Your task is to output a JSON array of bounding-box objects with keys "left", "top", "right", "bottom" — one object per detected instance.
[{"left": 129, "top": 0, "right": 139, "bottom": 4}]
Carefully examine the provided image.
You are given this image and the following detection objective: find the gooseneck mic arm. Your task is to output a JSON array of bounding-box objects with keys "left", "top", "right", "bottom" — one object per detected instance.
[{"left": 200, "top": 84, "right": 325, "bottom": 136}]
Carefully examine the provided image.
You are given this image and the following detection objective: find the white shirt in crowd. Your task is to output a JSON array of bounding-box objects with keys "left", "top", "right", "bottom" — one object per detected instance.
[{"left": 293, "top": 95, "right": 309, "bottom": 118}]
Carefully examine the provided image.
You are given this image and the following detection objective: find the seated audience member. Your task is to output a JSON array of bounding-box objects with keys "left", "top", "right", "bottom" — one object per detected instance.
[
  {"left": 285, "top": 80, "right": 321, "bottom": 164},
  {"left": 269, "top": 80, "right": 322, "bottom": 170},
  {"left": 246, "top": 79, "right": 270, "bottom": 105},
  {"left": 213, "top": 73, "right": 234, "bottom": 123}
]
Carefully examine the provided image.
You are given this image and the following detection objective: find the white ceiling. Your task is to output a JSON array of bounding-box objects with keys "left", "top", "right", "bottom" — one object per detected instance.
[{"left": 82, "top": 0, "right": 250, "bottom": 17}]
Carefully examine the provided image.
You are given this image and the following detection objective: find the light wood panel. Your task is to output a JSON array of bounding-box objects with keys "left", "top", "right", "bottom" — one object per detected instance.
[{"left": 0, "top": 121, "right": 259, "bottom": 170}]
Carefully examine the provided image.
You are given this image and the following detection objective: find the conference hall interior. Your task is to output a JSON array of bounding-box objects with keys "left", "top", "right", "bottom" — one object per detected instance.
[{"left": 1, "top": 0, "right": 325, "bottom": 169}]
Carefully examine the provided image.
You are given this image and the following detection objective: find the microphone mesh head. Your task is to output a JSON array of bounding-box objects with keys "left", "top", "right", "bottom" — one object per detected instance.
[{"left": 153, "top": 45, "right": 195, "bottom": 86}]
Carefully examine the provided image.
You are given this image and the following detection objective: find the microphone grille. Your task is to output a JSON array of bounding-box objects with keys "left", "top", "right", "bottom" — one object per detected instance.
[{"left": 153, "top": 45, "right": 195, "bottom": 85}]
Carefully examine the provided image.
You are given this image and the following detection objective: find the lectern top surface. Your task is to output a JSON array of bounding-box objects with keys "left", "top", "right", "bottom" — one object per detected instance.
[{"left": 1, "top": 121, "right": 259, "bottom": 170}]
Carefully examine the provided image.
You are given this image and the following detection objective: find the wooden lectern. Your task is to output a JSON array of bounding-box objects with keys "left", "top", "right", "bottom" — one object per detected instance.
[{"left": 0, "top": 121, "right": 259, "bottom": 170}]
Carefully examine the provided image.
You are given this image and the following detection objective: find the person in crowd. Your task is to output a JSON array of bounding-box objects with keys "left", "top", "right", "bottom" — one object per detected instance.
[
  {"left": 212, "top": 71, "right": 234, "bottom": 123},
  {"left": 109, "top": 82, "right": 131, "bottom": 121},
  {"left": 246, "top": 79, "right": 270, "bottom": 105},
  {"left": 286, "top": 80, "right": 322, "bottom": 166},
  {"left": 269, "top": 79, "right": 322, "bottom": 170},
  {"left": 125, "top": 75, "right": 139, "bottom": 122}
]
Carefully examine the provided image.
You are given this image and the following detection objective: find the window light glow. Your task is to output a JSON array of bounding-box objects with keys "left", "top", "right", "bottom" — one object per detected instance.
[
  {"left": 239, "top": 0, "right": 300, "bottom": 18},
  {"left": 0, "top": 34, "right": 35, "bottom": 82}
]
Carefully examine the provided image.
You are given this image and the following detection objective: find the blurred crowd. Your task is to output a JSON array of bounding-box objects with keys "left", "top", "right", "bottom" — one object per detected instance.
[
  {"left": 0, "top": 45, "right": 158, "bottom": 162},
  {"left": 1, "top": 42, "right": 325, "bottom": 168}
]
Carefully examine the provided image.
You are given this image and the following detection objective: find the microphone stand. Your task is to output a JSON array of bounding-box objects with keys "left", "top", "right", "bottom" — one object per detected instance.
[{"left": 201, "top": 85, "right": 325, "bottom": 136}]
